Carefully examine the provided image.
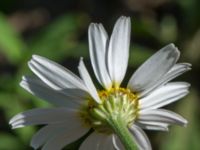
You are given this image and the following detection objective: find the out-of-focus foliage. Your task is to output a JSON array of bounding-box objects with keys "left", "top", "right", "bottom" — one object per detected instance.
[
  {"left": 160, "top": 90, "right": 200, "bottom": 150},
  {"left": 0, "top": 0, "right": 199, "bottom": 149},
  {"left": 0, "top": 13, "right": 25, "bottom": 64}
]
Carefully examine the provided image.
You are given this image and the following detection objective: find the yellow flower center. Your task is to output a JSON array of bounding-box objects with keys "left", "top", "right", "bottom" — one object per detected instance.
[{"left": 80, "top": 88, "right": 139, "bottom": 134}]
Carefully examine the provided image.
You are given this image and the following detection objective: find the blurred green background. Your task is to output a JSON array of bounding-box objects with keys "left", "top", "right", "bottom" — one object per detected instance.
[{"left": 0, "top": 0, "right": 200, "bottom": 149}]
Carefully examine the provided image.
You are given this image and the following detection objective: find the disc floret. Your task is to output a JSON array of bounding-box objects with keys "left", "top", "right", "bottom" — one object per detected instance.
[{"left": 80, "top": 88, "right": 139, "bottom": 134}]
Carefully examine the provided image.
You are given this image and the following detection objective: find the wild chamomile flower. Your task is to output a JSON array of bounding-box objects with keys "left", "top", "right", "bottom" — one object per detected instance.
[{"left": 9, "top": 16, "right": 191, "bottom": 150}]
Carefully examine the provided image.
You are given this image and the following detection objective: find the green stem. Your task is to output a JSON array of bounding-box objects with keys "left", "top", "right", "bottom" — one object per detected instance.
[{"left": 107, "top": 116, "right": 138, "bottom": 150}]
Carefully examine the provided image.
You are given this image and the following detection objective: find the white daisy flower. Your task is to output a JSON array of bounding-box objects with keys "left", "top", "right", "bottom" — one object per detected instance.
[{"left": 9, "top": 16, "right": 191, "bottom": 150}]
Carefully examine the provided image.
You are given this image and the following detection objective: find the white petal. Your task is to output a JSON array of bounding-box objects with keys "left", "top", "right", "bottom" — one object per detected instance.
[
  {"left": 140, "top": 63, "right": 191, "bottom": 97},
  {"left": 41, "top": 124, "right": 88, "bottom": 150},
  {"left": 31, "top": 121, "right": 86, "bottom": 149},
  {"left": 80, "top": 132, "right": 114, "bottom": 150},
  {"left": 107, "top": 16, "right": 131, "bottom": 86},
  {"left": 78, "top": 58, "right": 101, "bottom": 103},
  {"left": 88, "top": 23, "right": 112, "bottom": 89},
  {"left": 139, "top": 109, "right": 187, "bottom": 126},
  {"left": 128, "top": 43, "right": 180, "bottom": 92},
  {"left": 129, "top": 125, "right": 152, "bottom": 150},
  {"left": 31, "top": 125, "right": 60, "bottom": 149},
  {"left": 112, "top": 135, "right": 125, "bottom": 150},
  {"left": 28, "top": 55, "right": 86, "bottom": 90},
  {"left": 20, "top": 76, "right": 84, "bottom": 108},
  {"left": 140, "top": 82, "right": 190, "bottom": 109},
  {"left": 9, "top": 108, "right": 79, "bottom": 128},
  {"left": 135, "top": 121, "right": 169, "bottom": 131}
]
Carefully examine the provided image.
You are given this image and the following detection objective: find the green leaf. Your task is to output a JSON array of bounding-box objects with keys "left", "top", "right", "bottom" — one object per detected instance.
[
  {"left": 0, "top": 13, "right": 26, "bottom": 64},
  {"left": 0, "top": 92, "right": 25, "bottom": 119},
  {"left": 0, "top": 133, "right": 25, "bottom": 150},
  {"left": 14, "top": 127, "right": 36, "bottom": 144}
]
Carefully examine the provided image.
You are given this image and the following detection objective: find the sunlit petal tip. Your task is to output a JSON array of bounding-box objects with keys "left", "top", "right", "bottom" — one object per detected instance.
[
  {"left": 27, "top": 60, "right": 32, "bottom": 67},
  {"left": 168, "top": 43, "right": 180, "bottom": 60},
  {"left": 19, "top": 80, "right": 24, "bottom": 87},
  {"left": 8, "top": 120, "right": 12, "bottom": 125},
  {"left": 9, "top": 114, "right": 21, "bottom": 124},
  {"left": 119, "top": 15, "right": 130, "bottom": 20},
  {"left": 164, "top": 126, "right": 169, "bottom": 132},
  {"left": 79, "top": 57, "right": 83, "bottom": 63},
  {"left": 19, "top": 77, "right": 28, "bottom": 85},
  {"left": 9, "top": 116, "right": 27, "bottom": 128},
  {"left": 20, "top": 76, "right": 28, "bottom": 84},
  {"left": 88, "top": 22, "right": 98, "bottom": 28},
  {"left": 11, "top": 125, "right": 25, "bottom": 129},
  {"left": 162, "top": 43, "right": 181, "bottom": 62},
  {"left": 31, "top": 54, "right": 50, "bottom": 63},
  {"left": 175, "top": 117, "right": 188, "bottom": 127},
  {"left": 181, "top": 118, "right": 188, "bottom": 127},
  {"left": 30, "top": 55, "right": 43, "bottom": 64},
  {"left": 184, "top": 63, "right": 192, "bottom": 67},
  {"left": 78, "top": 57, "right": 85, "bottom": 69},
  {"left": 186, "top": 82, "right": 191, "bottom": 87},
  {"left": 180, "top": 63, "right": 192, "bottom": 72},
  {"left": 21, "top": 75, "right": 26, "bottom": 80},
  {"left": 88, "top": 23, "right": 94, "bottom": 30},
  {"left": 31, "top": 54, "right": 38, "bottom": 59},
  {"left": 183, "top": 123, "right": 188, "bottom": 128}
]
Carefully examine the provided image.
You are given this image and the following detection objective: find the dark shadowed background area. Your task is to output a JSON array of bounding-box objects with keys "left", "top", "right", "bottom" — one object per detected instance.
[{"left": 0, "top": 0, "right": 200, "bottom": 149}]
